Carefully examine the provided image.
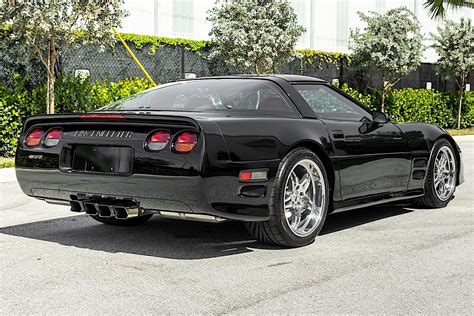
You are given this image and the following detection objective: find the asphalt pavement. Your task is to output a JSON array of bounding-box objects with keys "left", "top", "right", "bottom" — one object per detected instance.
[{"left": 1, "top": 136, "right": 473, "bottom": 314}]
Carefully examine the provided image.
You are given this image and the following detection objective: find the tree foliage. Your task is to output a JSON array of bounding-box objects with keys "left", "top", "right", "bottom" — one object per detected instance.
[
  {"left": 0, "top": 0, "right": 127, "bottom": 114},
  {"left": 349, "top": 7, "right": 423, "bottom": 112},
  {"left": 432, "top": 18, "right": 474, "bottom": 129},
  {"left": 424, "top": 0, "right": 474, "bottom": 19},
  {"left": 207, "top": 0, "right": 305, "bottom": 74}
]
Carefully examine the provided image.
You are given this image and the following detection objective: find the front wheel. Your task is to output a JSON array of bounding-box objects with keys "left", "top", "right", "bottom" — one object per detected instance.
[
  {"left": 246, "top": 148, "right": 329, "bottom": 247},
  {"left": 414, "top": 139, "right": 457, "bottom": 208}
]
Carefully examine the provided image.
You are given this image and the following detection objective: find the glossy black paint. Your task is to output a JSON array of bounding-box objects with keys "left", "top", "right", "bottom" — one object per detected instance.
[{"left": 15, "top": 75, "right": 464, "bottom": 221}]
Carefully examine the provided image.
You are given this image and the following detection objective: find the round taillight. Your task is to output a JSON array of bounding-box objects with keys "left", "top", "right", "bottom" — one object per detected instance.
[
  {"left": 44, "top": 129, "right": 63, "bottom": 147},
  {"left": 174, "top": 132, "right": 198, "bottom": 153},
  {"left": 24, "top": 129, "right": 44, "bottom": 147},
  {"left": 146, "top": 131, "right": 170, "bottom": 151}
]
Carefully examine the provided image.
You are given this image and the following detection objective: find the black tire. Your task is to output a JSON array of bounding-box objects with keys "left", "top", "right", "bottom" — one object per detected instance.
[
  {"left": 414, "top": 139, "right": 457, "bottom": 208},
  {"left": 246, "top": 148, "right": 330, "bottom": 247},
  {"left": 89, "top": 214, "right": 153, "bottom": 226}
]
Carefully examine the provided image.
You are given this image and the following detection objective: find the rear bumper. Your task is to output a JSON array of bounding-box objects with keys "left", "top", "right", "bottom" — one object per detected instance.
[{"left": 15, "top": 167, "right": 272, "bottom": 221}]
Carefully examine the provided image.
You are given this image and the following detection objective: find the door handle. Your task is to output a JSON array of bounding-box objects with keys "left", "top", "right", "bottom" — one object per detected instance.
[{"left": 332, "top": 130, "right": 344, "bottom": 139}]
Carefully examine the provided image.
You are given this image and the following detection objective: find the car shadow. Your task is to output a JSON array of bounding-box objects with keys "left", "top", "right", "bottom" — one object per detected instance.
[
  {"left": 0, "top": 204, "right": 413, "bottom": 260},
  {"left": 321, "top": 203, "right": 414, "bottom": 235}
]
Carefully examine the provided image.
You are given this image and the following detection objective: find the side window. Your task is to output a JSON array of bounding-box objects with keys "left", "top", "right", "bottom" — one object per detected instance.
[
  {"left": 226, "top": 85, "right": 293, "bottom": 112},
  {"left": 293, "top": 84, "right": 370, "bottom": 120}
]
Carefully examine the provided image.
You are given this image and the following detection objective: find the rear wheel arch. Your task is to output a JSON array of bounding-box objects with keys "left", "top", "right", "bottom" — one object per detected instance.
[{"left": 282, "top": 141, "right": 335, "bottom": 196}]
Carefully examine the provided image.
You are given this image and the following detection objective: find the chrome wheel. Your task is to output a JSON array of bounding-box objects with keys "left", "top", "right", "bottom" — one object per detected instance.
[
  {"left": 283, "top": 159, "right": 326, "bottom": 237},
  {"left": 433, "top": 146, "right": 456, "bottom": 201}
]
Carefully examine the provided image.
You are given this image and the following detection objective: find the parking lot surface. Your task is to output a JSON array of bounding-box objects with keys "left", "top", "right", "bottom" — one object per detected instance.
[{"left": 1, "top": 137, "right": 473, "bottom": 314}]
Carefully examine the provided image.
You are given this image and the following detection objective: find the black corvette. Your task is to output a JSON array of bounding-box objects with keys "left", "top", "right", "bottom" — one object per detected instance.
[{"left": 15, "top": 75, "right": 464, "bottom": 247}]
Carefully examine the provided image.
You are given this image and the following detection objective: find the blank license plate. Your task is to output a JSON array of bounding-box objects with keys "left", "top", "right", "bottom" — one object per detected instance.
[{"left": 72, "top": 146, "right": 133, "bottom": 174}]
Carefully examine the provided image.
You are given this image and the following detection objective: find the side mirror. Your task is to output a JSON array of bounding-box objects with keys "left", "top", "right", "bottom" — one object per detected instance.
[{"left": 372, "top": 111, "right": 388, "bottom": 124}]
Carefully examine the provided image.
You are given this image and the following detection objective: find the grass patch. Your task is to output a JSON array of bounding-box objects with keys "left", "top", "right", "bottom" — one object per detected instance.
[
  {"left": 0, "top": 157, "right": 15, "bottom": 168},
  {"left": 446, "top": 128, "right": 474, "bottom": 136}
]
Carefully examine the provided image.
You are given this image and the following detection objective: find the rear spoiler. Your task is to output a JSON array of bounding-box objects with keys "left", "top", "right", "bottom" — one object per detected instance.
[{"left": 22, "top": 112, "right": 201, "bottom": 133}]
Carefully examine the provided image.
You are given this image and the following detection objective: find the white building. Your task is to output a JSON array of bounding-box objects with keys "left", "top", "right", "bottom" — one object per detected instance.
[{"left": 120, "top": 0, "right": 473, "bottom": 62}]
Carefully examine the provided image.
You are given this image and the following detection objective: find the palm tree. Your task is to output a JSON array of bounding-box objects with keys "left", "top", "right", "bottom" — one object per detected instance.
[{"left": 424, "top": 0, "right": 474, "bottom": 18}]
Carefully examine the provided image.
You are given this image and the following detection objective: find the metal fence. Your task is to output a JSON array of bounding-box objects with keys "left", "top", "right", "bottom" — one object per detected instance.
[
  {"left": 59, "top": 43, "right": 467, "bottom": 92},
  {"left": 60, "top": 44, "right": 247, "bottom": 84},
  {"left": 1, "top": 38, "right": 469, "bottom": 91}
]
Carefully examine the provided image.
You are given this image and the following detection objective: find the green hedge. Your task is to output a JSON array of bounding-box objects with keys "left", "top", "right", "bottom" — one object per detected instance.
[
  {"left": 0, "top": 75, "right": 153, "bottom": 156},
  {"left": 385, "top": 89, "right": 456, "bottom": 127},
  {"left": 339, "top": 83, "right": 473, "bottom": 129}
]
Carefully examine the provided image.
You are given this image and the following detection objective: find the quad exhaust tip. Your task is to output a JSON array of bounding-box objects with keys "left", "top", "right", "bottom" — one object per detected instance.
[{"left": 69, "top": 200, "right": 141, "bottom": 220}]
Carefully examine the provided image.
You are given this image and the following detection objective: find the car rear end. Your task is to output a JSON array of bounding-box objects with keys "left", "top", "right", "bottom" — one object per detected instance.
[{"left": 15, "top": 112, "right": 214, "bottom": 220}]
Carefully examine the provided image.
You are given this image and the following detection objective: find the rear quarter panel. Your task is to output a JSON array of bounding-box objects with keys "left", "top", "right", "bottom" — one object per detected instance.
[
  {"left": 207, "top": 117, "right": 340, "bottom": 202},
  {"left": 214, "top": 117, "right": 333, "bottom": 162}
]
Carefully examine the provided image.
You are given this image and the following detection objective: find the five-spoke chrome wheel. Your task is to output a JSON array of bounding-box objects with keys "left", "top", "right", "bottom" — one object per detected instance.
[
  {"left": 433, "top": 145, "right": 456, "bottom": 201},
  {"left": 283, "top": 159, "right": 326, "bottom": 237}
]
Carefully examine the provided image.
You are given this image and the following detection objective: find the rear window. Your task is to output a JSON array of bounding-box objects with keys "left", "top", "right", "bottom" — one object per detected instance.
[{"left": 100, "top": 79, "right": 296, "bottom": 114}]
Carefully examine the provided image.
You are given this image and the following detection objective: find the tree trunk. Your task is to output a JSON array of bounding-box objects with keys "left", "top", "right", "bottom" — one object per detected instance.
[
  {"left": 46, "top": 35, "right": 56, "bottom": 114},
  {"left": 457, "top": 76, "right": 465, "bottom": 130},
  {"left": 47, "top": 73, "right": 55, "bottom": 115},
  {"left": 381, "top": 90, "right": 385, "bottom": 113},
  {"left": 380, "top": 74, "right": 385, "bottom": 113}
]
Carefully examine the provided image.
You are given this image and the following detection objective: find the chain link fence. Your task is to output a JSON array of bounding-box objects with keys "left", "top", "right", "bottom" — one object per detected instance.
[
  {"left": 58, "top": 43, "right": 463, "bottom": 92},
  {"left": 1, "top": 37, "right": 466, "bottom": 91},
  {"left": 60, "top": 44, "right": 248, "bottom": 84}
]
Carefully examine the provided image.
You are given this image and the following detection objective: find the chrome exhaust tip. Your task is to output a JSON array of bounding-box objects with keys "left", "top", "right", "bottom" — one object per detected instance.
[
  {"left": 70, "top": 200, "right": 83, "bottom": 212},
  {"left": 113, "top": 206, "right": 141, "bottom": 220},
  {"left": 125, "top": 207, "right": 140, "bottom": 218},
  {"left": 83, "top": 202, "right": 98, "bottom": 215},
  {"left": 114, "top": 206, "right": 128, "bottom": 219},
  {"left": 97, "top": 205, "right": 114, "bottom": 218}
]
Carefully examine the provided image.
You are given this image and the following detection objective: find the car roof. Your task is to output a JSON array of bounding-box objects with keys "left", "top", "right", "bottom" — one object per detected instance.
[{"left": 190, "top": 74, "right": 327, "bottom": 83}]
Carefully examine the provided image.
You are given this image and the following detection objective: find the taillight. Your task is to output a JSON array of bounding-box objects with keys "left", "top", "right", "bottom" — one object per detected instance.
[
  {"left": 146, "top": 131, "right": 170, "bottom": 151},
  {"left": 24, "top": 129, "right": 44, "bottom": 147},
  {"left": 173, "top": 132, "right": 198, "bottom": 153},
  {"left": 44, "top": 129, "right": 63, "bottom": 147}
]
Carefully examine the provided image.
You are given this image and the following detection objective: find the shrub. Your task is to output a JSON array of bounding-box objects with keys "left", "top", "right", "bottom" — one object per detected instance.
[
  {"left": 338, "top": 85, "right": 472, "bottom": 129},
  {"left": 0, "top": 157, "right": 15, "bottom": 168},
  {"left": 385, "top": 88, "right": 456, "bottom": 128},
  {"left": 0, "top": 74, "right": 36, "bottom": 157},
  {"left": 89, "top": 77, "right": 153, "bottom": 107},
  {"left": 0, "top": 74, "right": 154, "bottom": 156}
]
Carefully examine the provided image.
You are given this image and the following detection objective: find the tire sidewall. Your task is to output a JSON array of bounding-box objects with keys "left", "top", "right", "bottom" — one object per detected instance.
[
  {"left": 425, "top": 139, "right": 457, "bottom": 207},
  {"left": 270, "top": 149, "right": 329, "bottom": 247}
]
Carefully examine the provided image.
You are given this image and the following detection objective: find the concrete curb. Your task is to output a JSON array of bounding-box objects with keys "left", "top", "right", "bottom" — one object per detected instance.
[
  {"left": 452, "top": 135, "right": 474, "bottom": 142},
  {"left": 0, "top": 167, "right": 16, "bottom": 183}
]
